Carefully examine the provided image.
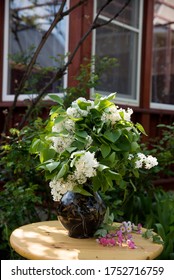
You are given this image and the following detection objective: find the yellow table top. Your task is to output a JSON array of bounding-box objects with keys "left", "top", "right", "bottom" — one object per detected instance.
[{"left": 10, "top": 220, "right": 163, "bottom": 260}]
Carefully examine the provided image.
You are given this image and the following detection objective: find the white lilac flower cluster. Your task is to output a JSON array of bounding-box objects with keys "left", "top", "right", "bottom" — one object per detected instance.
[
  {"left": 49, "top": 151, "right": 99, "bottom": 201},
  {"left": 66, "top": 97, "right": 95, "bottom": 118},
  {"left": 128, "top": 152, "right": 158, "bottom": 169},
  {"left": 49, "top": 175, "right": 76, "bottom": 201},
  {"left": 50, "top": 97, "right": 96, "bottom": 154},
  {"left": 51, "top": 119, "right": 75, "bottom": 153},
  {"left": 101, "top": 105, "right": 133, "bottom": 125},
  {"left": 71, "top": 151, "right": 99, "bottom": 184}
]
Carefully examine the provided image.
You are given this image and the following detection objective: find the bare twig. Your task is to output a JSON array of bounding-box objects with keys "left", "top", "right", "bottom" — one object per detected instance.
[{"left": 93, "top": 0, "right": 131, "bottom": 28}]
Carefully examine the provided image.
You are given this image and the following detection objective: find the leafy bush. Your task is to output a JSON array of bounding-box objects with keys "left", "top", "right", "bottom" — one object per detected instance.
[
  {"left": 120, "top": 122, "right": 174, "bottom": 259},
  {"left": 101, "top": 123, "right": 174, "bottom": 259},
  {"left": 122, "top": 188, "right": 174, "bottom": 259},
  {"left": 152, "top": 191, "right": 174, "bottom": 259},
  {"left": 142, "top": 123, "right": 174, "bottom": 178},
  {"left": 0, "top": 119, "right": 55, "bottom": 259}
]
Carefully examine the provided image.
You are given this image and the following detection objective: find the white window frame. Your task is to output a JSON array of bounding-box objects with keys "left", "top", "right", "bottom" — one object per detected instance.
[
  {"left": 91, "top": 0, "right": 144, "bottom": 107},
  {"left": 150, "top": 102, "right": 174, "bottom": 111},
  {"left": 2, "top": 0, "right": 69, "bottom": 102}
]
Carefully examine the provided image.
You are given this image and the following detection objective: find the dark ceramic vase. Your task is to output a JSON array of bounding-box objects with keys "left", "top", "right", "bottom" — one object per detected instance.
[{"left": 57, "top": 191, "right": 106, "bottom": 238}]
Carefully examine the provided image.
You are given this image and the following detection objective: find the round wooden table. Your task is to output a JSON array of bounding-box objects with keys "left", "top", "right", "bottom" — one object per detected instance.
[{"left": 10, "top": 220, "right": 163, "bottom": 260}]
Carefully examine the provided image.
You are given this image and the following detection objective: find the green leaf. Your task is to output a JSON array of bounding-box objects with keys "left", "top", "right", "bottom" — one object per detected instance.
[
  {"left": 29, "top": 138, "right": 45, "bottom": 153},
  {"left": 77, "top": 100, "right": 92, "bottom": 110},
  {"left": 107, "top": 152, "right": 116, "bottom": 163},
  {"left": 38, "top": 160, "right": 60, "bottom": 173},
  {"left": 131, "top": 141, "right": 139, "bottom": 152},
  {"left": 48, "top": 94, "right": 64, "bottom": 105},
  {"left": 108, "top": 170, "right": 121, "bottom": 181},
  {"left": 142, "top": 229, "right": 164, "bottom": 245},
  {"left": 97, "top": 100, "right": 112, "bottom": 111},
  {"left": 75, "top": 132, "right": 88, "bottom": 144},
  {"left": 106, "top": 176, "right": 113, "bottom": 188},
  {"left": 40, "top": 148, "right": 56, "bottom": 163},
  {"left": 73, "top": 186, "right": 92, "bottom": 196},
  {"left": 135, "top": 122, "right": 147, "bottom": 136},
  {"left": 154, "top": 223, "right": 166, "bottom": 240},
  {"left": 96, "top": 93, "right": 116, "bottom": 111},
  {"left": 117, "top": 139, "right": 131, "bottom": 151},
  {"left": 94, "top": 228, "right": 108, "bottom": 237},
  {"left": 46, "top": 161, "right": 60, "bottom": 173},
  {"left": 104, "top": 130, "right": 121, "bottom": 143},
  {"left": 49, "top": 106, "right": 65, "bottom": 117},
  {"left": 103, "top": 207, "right": 115, "bottom": 224},
  {"left": 133, "top": 169, "right": 139, "bottom": 178},
  {"left": 103, "top": 207, "right": 110, "bottom": 223},
  {"left": 119, "top": 180, "right": 127, "bottom": 189},
  {"left": 100, "top": 177, "right": 110, "bottom": 193},
  {"left": 75, "top": 131, "right": 88, "bottom": 138},
  {"left": 142, "top": 229, "right": 154, "bottom": 239},
  {"left": 97, "top": 164, "right": 109, "bottom": 172},
  {"left": 94, "top": 207, "right": 115, "bottom": 237},
  {"left": 110, "top": 143, "right": 121, "bottom": 151},
  {"left": 152, "top": 235, "right": 164, "bottom": 244},
  {"left": 72, "top": 140, "right": 85, "bottom": 150},
  {"left": 56, "top": 163, "right": 68, "bottom": 179},
  {"left": 66, "top": 146, "right": 77, "bottom": 153},
  {"left": 107, "top": 92, "right": 116, "bottom": 101},
  {"left": 100, "top": 144, "right": 111, "bottom": 158},
  {"left": 92, "top": 176, "right": 101, "bottom": 192},
  {"left": 54, "top": 115, "right": 67, "bottom": 124}
]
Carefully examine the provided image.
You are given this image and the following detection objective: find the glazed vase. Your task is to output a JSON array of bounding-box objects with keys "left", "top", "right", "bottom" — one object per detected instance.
[{"left": 57, "top": 191, "right": 106, "bottom": 238}]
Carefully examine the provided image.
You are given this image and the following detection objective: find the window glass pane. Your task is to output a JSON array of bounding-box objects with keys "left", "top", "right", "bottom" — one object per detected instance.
[
  {"left": 95, "top": 20, "right": 138, "bottom": 99},
  {"left": 151, "top": 0, "right": 174, "bottom": 106},
  {"left": 7, "top": 0, "right": 67, "bottom": 96},
  {"left": 97, "top": 0, "right": 140, "bottom": 29},
  {"left": 94, "top": 0, "right": 142, "bottom": 103}
]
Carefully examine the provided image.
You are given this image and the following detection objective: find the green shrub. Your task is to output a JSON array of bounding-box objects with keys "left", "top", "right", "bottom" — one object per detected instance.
[
  {"left": 122, "top": 187, "right": 174, "bottom": 260},
  {"left": 0, "top": 119, "right": 55, "bottom": 259},
  {"left": 102, "top": 123, "right": 174, "bottom": 259},
  {"left": 142, "top": 123, "right": 174, "bottom": 178}
]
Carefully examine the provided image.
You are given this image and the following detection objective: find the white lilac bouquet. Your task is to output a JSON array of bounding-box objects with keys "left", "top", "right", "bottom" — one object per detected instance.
[{"left": 30, "top": 93, "right": 158, "bottom": 201}]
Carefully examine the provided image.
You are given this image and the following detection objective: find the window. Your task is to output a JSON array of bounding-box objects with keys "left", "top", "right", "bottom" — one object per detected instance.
[
  {"left": 2, "top": 0, "right": 68, "bottom": 101},
  {"left": 151, "top": 0, "right": 174, "bottom": 110},
  {"left": 92, "top": 0, "right": 143, "bottom": 106}
]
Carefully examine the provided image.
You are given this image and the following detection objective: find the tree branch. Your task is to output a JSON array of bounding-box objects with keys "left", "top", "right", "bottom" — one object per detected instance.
[{"left": 93, "top": 0, "right": 131, "bottom": 28}]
